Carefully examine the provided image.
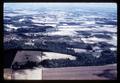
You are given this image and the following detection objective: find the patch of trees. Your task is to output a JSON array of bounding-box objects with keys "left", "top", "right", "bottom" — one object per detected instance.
[
  {"left": 96, "top": 20, "right": 117, "bottom": 25},
  {"left": 12, "top": 61, "right": 41, "bottom": 70},
  {"left": 97, "top": 42, "right": 116, "bottom": 49},
  {"left": 4, "top": 19, "right": 12, "bottom": 24},
  {"left": 14, "top": 26, "right": 54, "bottom": 33},
  {"left": 4, "top": 50, "right": 17, "bottom": 68},
  {"left": 10, "top": 49, "right": 117, "bottom": 69},
  {"left": 76, "top": 31, "right": 91, "bottom": 36},
  {"left": 40, "top": 59, "right": 78, "bottom": 68},
  {"left": 40, "top": 49, "right": 117, "bottom": 68},
  {"left": 97, "top": 49, "right": 117, "bottom": 65},
  {"left": 67, "top": 42, "right": 87, "bottom": 49},
  {"left": 4, "top": 40, "right": 23, "bottom": 49},
  {"left": 93, "top": 34, "right": 112, "bottom": 39}
]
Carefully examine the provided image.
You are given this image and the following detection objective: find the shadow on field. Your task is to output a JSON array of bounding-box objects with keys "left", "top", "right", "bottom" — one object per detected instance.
[
  {"left": 94, "top": 69, "right": 117, "bottom": 80},
  {"left": 4, "top": 50, "right": 17, "bottom": 68}
]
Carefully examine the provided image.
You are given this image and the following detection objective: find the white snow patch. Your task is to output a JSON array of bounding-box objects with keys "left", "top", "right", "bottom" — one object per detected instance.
[
  {"left": 82, "top": 35, "right": 117, "bottom": 46},
  {"left": 5, "top": 24, "right": 19, "bottom": 29},
  {"left": 19, "top": 19, "right": 25, "bottom": 22},
  {"left": 83, "top": 21, "right": 96, "bottom": 25},
  {"left": 58, "top": 26, "right": 96, "bottom": 31},
  {"left": 94, "top": 26, "right": 117, "bottom": 33},
  {"left": 73, "top": 48, "right": 87, "bottom": 53},
  {"left": 46, "top": 30, "right": 77, "bottom": 36},
  {"left": 12, "top": 51, "right": 42, "bottom": 64},
  {"left": 42, "top": 52, "right": 76, "bottom": 60},
  {"left": 82, "top": 15, "right": 103, "bottom": 18},
  {"left": 93, "top": 46, "right": 101, "bottom": 50},
  {"left": 81, "top": 37, "right": 108, "bottom": 44},
  {"left": 45, "top": 24, "right": 56, "bottom": 27},
  {"left": 24, "top": 42, "right": 35, "bottom": 46},
  {"left": 46, "top": 26, "right": 96, "bottom": 36},
  {"left": 110, "top": 47, "right": 117, "bottom": 51},
  {"left": 31, "top": 19, "right": 44, "bottom": 23}
]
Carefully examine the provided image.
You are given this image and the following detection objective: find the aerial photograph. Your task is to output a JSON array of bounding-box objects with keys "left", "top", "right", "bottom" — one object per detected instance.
[{"left": 3, "top": 3, "right": 117, "bottom": 80}]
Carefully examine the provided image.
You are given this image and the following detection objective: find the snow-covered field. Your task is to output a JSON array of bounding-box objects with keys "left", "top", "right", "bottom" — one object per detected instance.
[
  {"left": 12, "top": 51, "right": 76, "bottom": 66},
  {"left": 42, "top": 52, "right": 76, "bottom": 60},
  {"left": 12, "top": 51, "right": 42, "bottom": 64},
  {"left": 4, "top": 3, "right": 117, "bottom": 48}
]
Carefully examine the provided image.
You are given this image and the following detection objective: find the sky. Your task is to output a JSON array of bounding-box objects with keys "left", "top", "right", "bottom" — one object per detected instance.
[{"left": 4, "top": 3, "right": 117, "bottom": 10}]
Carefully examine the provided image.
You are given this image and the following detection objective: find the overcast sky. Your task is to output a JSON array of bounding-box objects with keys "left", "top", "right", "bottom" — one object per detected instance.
[{"left": 4, "top": 3, "right": 117, "bottom": 9}]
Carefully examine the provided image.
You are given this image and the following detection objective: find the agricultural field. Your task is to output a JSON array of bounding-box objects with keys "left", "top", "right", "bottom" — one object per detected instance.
[{"left": 4, "top": 64, "right": 117, "bottom": 80}]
